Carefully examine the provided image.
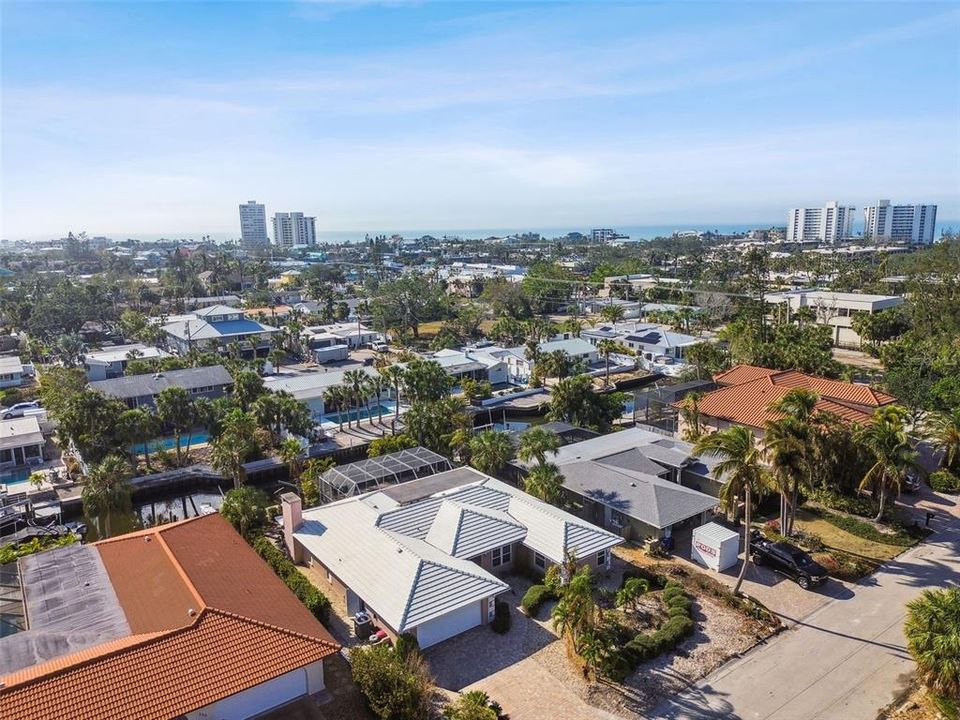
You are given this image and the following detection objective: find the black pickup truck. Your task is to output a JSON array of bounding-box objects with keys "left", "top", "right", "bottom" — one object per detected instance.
[{"left": 749, "top": 531, "right": 828, "bottom": 590}]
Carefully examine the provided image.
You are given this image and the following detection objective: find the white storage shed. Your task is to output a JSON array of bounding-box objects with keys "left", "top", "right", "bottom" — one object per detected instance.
[{"left": 691, "top": 522, "right": 740, "bottom": 572}]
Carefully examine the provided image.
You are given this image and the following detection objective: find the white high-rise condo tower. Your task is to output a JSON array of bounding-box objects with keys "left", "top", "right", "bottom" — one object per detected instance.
[
  {"left": 272, "top": 212, "right": 317, "bottom": 247},
  {"left": 239, "top": 201, "right": 269, "bottom": 248},
  {"left": 786, "top": 201, "right": 855, "bottom": 244},
  {"left": 863, "top": 200, "right": 937, "bottom": 245}
]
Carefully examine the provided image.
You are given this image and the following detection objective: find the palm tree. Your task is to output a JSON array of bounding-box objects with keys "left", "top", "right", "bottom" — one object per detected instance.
[
  {"left": 767, "top": 388, "right": 819, "bottom": 534},
  {"left": 155, "top": 386, "right": 196, "bottom": 467},
  {"left": 693, "top": 425, "right": 767, "bottom": 596},
  {"left": 599, "top": 303, "right": 625, "bottom": 324},
  {"left": 905, "top": 587, "right": 960, "bottom": 702},
  {"left": 763, "top": 417, "right": 806, "bottom": 536},
  {"left": 380, "top": 365, "right": 405, "bottom": 420},
  {"left": 81, "top": 454, "right": 132, "bottom": 538},
  {"left": 343, "top": 369, "right": 369, "bottom": 428},
  {"left": 323, "top": 385, "right": 346, "bottom": 432},
  {"left": 369, "top": 375, "right": 388, "bottom": 424},
  {"left": 596, "top": 339, "right": 626, "bottom": 388},
  {"left": 523, "top": 462, "right": 565, "bottom": 504},
  {"left": 923, "top": 408, "right": 960, "bottom": 474},
  {"left": 858, "top": 405, "right": 922, "bottom": 521},
  {"left": 552, "top": 565, "right": 597, "bottom": 653},
  {"left": 678, "top": 391, "right": 705, "bottom": 442},
  {"left": 616, "top": 577, "right": 649, "bottom": 612},
  {"left": 469, "top": 430, "right": 515, "bottom": 476},
  {"left": 120, "top": 408, "right": 159, "bottom": 471},
  {"left": 517, "top": 427, "right": 560, "bottom": 467},
  {"left": 278, "top": 437, "right": 303, "bottom": 480}
]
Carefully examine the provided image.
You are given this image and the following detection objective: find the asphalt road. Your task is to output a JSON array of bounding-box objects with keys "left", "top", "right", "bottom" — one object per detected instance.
[{"left": 650, "top": 504, "right": 960, "bottom": 720}]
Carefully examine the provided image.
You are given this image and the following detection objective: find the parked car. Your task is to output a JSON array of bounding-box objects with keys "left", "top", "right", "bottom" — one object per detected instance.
[
  {"left": 1, "top": 401, "right": 40, "bottom": 419},
  {"left": 750, "top": 531, "right": 828, "bottom": 590},
  {"left": 371, "top": 342, "right": 389, "bottom": 352}
]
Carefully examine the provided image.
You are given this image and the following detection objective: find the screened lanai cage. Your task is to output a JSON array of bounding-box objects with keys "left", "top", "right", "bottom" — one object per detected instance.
[{"left": 318, "top": 447, "right": 452, "bottom": 504}]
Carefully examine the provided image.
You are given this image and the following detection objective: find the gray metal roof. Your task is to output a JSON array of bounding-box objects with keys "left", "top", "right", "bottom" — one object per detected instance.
[
  {"left": 0, "top": 544, "right": 130, "bottom": 675},
  {"left": 559, "top": 461, "right": 718, "bottom": 529},
  {"left": 89, "top": 365, "right": 233, "bottom": 399}
]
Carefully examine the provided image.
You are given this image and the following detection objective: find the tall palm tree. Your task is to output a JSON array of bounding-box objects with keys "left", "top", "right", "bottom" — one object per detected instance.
[
  {"left": 678, "top": 391, "right": 705, "bottom": 442},
  {"left": 599, "top": 303, "right": 625, "bottom": 325},
  {"left": 693, "top": 425, "right": 767, "bottom": 595},
  {"left": 905, "top": 587, "right": 960, "bottom": 702},
  {"left": 858, "top": 405, "right": 923, "bottom": 521},
  {"left": 81, "top": 454, "right": 132, "bottom": 538},
  {"left": 763, "top": 417, "right": 806, "bottom": 536},
  {"left": 278, "top": 437, "right": 303, "bottom": 480},
  {"left": 469, "top": 430, "right": 515, "bottom": 476},
  {"left": 596, "top": 339, "right": 627, "bottom": 388},
  {"left": 768, "top": 388, "right": 819, "bottom": 533},
  {"left": 923, "top": 407, "right": 960, "bottom": 474},
  {"left": 380, "top": 365, "right": 405, "bottom": 420},
  {"left": 517, "top": 426, "right": 560, "bottom": 467},
  {"left": 369, "top": 375, "right": 388, "bottom": 424},
  {"left": 552, "top": 565, "right": 597, "bottom": 653},
  {"left": 343, "top": 369, "right": 369, "bottom": 428},
  {"left": 322, "top": 386, "right": 345, "bottom": 432},
  {"left": 523, "top": 462, "right": 565, "bottom": 504}
]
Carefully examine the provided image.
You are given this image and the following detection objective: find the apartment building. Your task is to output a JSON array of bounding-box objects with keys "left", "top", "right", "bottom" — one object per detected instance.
[
  {"left": 238, "top": 200, "right": 269, "bottom": 248},
  {"left": 272, "top": 212, "right": 317, "bottom": 247},
  {"left": 765, "top": 289, "right": 904, "bottom": 348},
  {"left": 786, "top": 201, "right": 855, "bottom": 243},
  {"left": 863, "top": 200, "right": 937, "bottom": 245}
]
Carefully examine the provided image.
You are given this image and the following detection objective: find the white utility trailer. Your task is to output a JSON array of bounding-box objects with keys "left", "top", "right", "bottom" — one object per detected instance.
[{"left": 691, "top": 522, "right": 740, "bottom": 572}]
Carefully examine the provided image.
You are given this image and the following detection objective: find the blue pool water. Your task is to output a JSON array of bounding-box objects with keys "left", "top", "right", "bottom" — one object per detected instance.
[
  {"left": 131, "top": 432, "right": 211, "bottom": 454},
  {"left": 323, "top": 404, "right": 394, "bottom": 425},
  {"left": 0, "top": 468, "right": 33, "bottom": 485}
]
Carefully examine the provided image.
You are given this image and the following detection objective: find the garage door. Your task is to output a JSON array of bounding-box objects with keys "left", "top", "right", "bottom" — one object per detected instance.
[{"left": 416, "top": 602, "right": 481, "bottom": 649}]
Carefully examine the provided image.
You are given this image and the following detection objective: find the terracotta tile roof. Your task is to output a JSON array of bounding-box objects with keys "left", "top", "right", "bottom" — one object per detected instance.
[
  {"left": 713, "top": 364, "right": 778, "bottom": 386},
  {"left": 0, "top": 610, "right": 337, "bottom": 720},
  {"left": 683, "top": 366, "right": 897, "bottom": 430},
  {"left": 0, "top": 514, "right": 340, "bottom": 719}
]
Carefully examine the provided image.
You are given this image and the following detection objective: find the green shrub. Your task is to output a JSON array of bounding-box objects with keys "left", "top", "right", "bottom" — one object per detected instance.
[
  {"left": 252, "top": 537, "right": 330, "bottom": 623},
  {"left": 662, "top": 585, "right": 686, "bottom": 603},
  {"left": 621, "top": 567, "right": 667, "bottom": 590},
  {"left": 624, "top": 634, "right": 659, "bottom": 663},
  {"left": 0, "top": 534, "right": 76, "bottom": 565},
  {"left": 521, "top": 584, "right": 556, "bottom": 617},
  {"left": 491, "top": 600, "right": 511, "bottom": 634},
  {"left": 394, "top": 632, "right": 420, "bottom": 660},
  {"left": 351, "top": 643, "right": 432, "bottom": 720},
  {"left": 818, "top": 510, "right": 916, "bottom": 547},
  {"left": 929, "top": 469, "right": 960, "bottom": 494},
  {"left": 810, "top": 489, "right": 894, "bottom": 521}
]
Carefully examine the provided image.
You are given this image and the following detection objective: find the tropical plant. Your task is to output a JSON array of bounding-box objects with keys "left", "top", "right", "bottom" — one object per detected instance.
[
  {"left": 400, "top": 359, "right": 449, "bottom": 403},
  {"left": 552, "top": 565, "right": 598, "bottom": 653},
  {"left": 119, "top": 407, "right": 160, "bottom": 471},
  {"left": 278, "top": 437, "right": 304, "bottom": 478},
  {"left": 155, "top": 386, "right": 196, "bottom": 467},
  {"left": 517, "top": 426, "right": 560, "bottom": 467},
  {"left": 599, "top": 303, "right": 626, "bottom": 324},
  {"left": 616, "top": 577, "right": 649, "bottom": 612},
  {"left": 380, "top": 365, "right": 406, "bottom": 419},
  {"left": 350, "top": 643, "right": 433, "bottom": 720},
  {"left": 443, "top": 691, "right": 505, "bottom": 720},
  {"left": 923, "top": 407, "right": 960, "bottom": 474},
  {"left": 905, "top": 587, "right": 960, "bottom": 706},
  {"left": 368, "top": 433, "right": 417, "bottom": 457},
  {"left": 81, "top": 454, "right": 133, "bottom": 538},
  {"left": 858, "top": 405, "right": 923, "bottom": 521},
  {"left": 523, "top": 462, "right": 565, "bottom": 504},
  {"left": 693, "top": 425, "right": 767, "bottom": 595},
  {"left": 547, "top": 374, "right": 626, "bottom": 431},
  {"left": 299, "top": 457, "right": 335, "bottom": 506},
  {"left": 323, "top": 385, "right": 347, "bottom": 431},
  {"left": 232, "top": 369, "right": 266, "bottom": 411},
  {"left": 219, "top": 485, "right": 270, "bottom": 540},
  {"left": 766, "top": 388, "right": 819, "bottom": 535},
  {"left": 678, "top": 391, "right": 705, "bottom": 442},
  {"left": 343, "top": 369, "right": 370, "bottom": 425},
  {"left": 597, "top": 339, "right": 629, "bottom": 387},
  {"left": 210, "top": 410, "right": 259, "bottom": 488},
  {"left": 468, "top": 429, "right": 515, "bottom": 476}
]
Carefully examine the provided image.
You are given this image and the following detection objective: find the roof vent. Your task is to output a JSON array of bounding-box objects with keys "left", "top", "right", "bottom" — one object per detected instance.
[
  {"left": 144, "top": 536, "right": 152, "bottom": 542},
  {"left": 630, "top": 482, "right": 636, "bottom": 487},
  {"left": 187, "top": 608, "right": 196, "bottom": 617},
  {"left": 153, "top": 372, "right": 163, "bottom": 379}
]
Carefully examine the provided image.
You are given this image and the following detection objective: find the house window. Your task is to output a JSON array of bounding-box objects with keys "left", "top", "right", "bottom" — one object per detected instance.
[
  {"left": 491, "top": 544, "right": 512, "bottom": 567},
  {"left": 596, "top": 550, "right": 607, "bottom": 567},
  {"left": 534, "top": 552, "right": 546, "bottom": 570}
]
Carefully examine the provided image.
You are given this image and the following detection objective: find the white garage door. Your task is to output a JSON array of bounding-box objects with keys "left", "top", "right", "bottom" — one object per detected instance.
[
  {"left": 191, "top": 668, "right": 306, "bottom": 719},
  {"left": 416, "top": 602, "right": 481, "bottom": 649}
]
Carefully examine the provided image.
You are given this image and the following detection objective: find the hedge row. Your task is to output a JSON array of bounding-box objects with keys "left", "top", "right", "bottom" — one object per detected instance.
[
  {"left": 815, "top": 510, "right": 917, "bottom": 547},
  {"left": 521, "top": 584, "right": 557, "bottom": 617},
  {"left": 603, "top": 580, "right": 695, "bottom": 682},
  {"left": 253, "top": 537, "right": 331, "bottom": 623}
]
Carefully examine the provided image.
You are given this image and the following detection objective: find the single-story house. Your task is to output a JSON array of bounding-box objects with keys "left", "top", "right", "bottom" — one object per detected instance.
[
  {"left": 582, "top": 323, "right": 700, "bottom": 362},
  {"left": 513, "top": 427, "right": 723, "bottom": 541},
  {"left": 0, "top": 417, "right": 45, "bottom": 469},
  {"left": 301, "top": 323, "right": 382, "bottom": 350},
  {"left": 83, "top": 344, "right": 171, "bottom": 381},
  {"left": 676, "top": 364, "right": 897, "bottom": 438},
  {"left": 429, "top": 348, "right": 509, "bottom": 386},
  {"left": 89, "top": 365, "right": 234, "bottom": 409},
  {"left": 0, "top": 514, "right": 340, "bottom": 720},
  {"left": 535, "top": 337, "right": 599, "bottom": 365},
  {"left": 0, "top": 356, "right": 32, "bottom": 389},
  {"left": 161, "top": 305, "right": 278, "bottom": 356},
  {"left": 299, "top": 330, "right": 350, "bottom": 364},
  {"left": 283, "top": 466, "right": 622, "bottom": 648}
]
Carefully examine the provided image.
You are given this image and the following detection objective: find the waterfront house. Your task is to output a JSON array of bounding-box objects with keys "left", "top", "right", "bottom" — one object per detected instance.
[
  {"left": 89, "top": 365, "right": 234, "bottom": 409},
  {"left": 83, "top": 343, "right": 171, "bottom": 381},
  {"left": 160, "top": 305, "right": 278, "bottom": 356}
]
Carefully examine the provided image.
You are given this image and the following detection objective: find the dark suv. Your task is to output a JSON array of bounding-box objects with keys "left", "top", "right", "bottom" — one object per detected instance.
[{"left": 750, "top": 532, "right": 828, "bottom": 590}]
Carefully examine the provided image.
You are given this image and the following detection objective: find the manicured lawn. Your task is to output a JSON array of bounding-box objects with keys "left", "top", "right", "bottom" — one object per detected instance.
[{"left": 793, "top": 510, "right": 903, "bottom": 562}]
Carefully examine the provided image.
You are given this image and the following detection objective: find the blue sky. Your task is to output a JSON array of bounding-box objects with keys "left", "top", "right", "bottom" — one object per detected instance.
[{"left": 2, "top": 1, "right": 959, "bottom": 240}]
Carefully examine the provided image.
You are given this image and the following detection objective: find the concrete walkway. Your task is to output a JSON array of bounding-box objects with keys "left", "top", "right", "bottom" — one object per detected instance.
[{"left": 649, "top": 496, "right": 960, "bottom": 720}]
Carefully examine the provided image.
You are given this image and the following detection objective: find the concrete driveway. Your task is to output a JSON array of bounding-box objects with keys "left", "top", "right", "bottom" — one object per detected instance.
[
  {"left": 649, "top": 500, "right": 960, "bottom": 720},
  {"left": 425, "top": 581, "right": 621, "bottom": 720}
]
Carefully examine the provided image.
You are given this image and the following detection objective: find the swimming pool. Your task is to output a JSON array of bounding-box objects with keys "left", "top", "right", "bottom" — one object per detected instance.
[
  {"left": 130, "top": 432, "right": 211, "bottom": 454},
  {"left": 322, "top": 404, "right": 395, "bottom": 426}
]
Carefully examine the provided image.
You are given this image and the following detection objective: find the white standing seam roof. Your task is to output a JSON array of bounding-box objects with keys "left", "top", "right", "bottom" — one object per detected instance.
[
  {"left": 0, "top": 417, "right": 44, "bottom": 452},
  {"left": 295, "top": 468, "right": 621, "bottom": 633}
]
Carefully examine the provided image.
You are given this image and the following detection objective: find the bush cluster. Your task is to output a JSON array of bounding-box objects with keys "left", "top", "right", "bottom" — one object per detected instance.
[
  {"left": 620, "top": 566, "right": 668, "bottom": 591},
  {"left": 252, "top": 537, "right": 331, "bottom": 623},
  {"left": 816, "top": 510, "right": 916, "bottom": 547},
  {"left": 603, "top": 580, "right": 695, "bottom": 682},
  {"left": 491, "top": 600, "right": 511, "bottom": 634},
  {"left": 521, "top": 584, "right": 557, "bottom": 617},
  {"left": 351, "top": 643, "right": 432, "bottom": 720},
  {"left": 0, "top": 534, "right": 76, "bottom": 565},
  {"left": 929, "top": 469, "right": 960, "bottom": 494},
  {"left": 809, "top": 489, "right": 893, "bottom": 521}
]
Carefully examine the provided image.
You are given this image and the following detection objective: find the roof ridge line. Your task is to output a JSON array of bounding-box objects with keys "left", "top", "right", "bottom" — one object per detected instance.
[
  {"left": 398, "top": 557, "right": 427, "bottom": 631},
  {"left": 154, "top": 523, "right": 207, "bottom": 612},
  {"left": 204, "top": 608, "right": 340, "bottom": 650}
]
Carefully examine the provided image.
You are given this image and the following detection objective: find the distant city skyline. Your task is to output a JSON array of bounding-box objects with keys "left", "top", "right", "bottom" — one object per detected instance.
[{"left": 2, "top": 1, "right": 959, "bottom": 240}]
